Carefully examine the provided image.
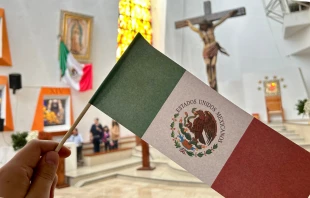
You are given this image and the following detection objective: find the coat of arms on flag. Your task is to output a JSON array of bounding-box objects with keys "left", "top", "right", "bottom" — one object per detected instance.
[{"left": 171, "top": 99, "right": 225, "bottom": 157}]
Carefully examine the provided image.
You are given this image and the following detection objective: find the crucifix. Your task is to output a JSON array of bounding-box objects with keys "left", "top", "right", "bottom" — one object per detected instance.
[{"left": 175, "top": 1, "right": 246, "bottom": 92}]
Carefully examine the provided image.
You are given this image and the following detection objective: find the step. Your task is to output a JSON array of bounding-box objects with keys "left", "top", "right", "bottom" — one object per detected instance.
[
  {"left": 278, "top": 133, "right": 300, "bottom": 139},
  {"left": 66, "top": 157, "right": 141, "bottom": 186},
  {"left": 288, "top": 137, "right": 306, "bottom": 144},
  {"left": 270, "top": 124, "right": 286, "bottom": 127},
  {"left": 270, "top": 126, "right": 287, "bottom": 131},
  {"left": 84, "top": 148, "right": 133, "bottom": 166},
  {"left": 298, "top": 143, "right": 310, "bottom": 150},
  {"left": 132, "top": 146, "right": 170, "bottom": 161}
]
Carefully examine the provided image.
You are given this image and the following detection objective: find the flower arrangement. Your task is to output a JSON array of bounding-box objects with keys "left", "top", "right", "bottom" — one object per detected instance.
[
  {"left": 26, "top": 130, "right": 39, "bottom": 142},
  {"left": 43, "top": 107, "right": 61, "bottom": 125},
  {"left": 304, "top": 99, "right": 310, "bottom": 117},
  {"left": 296, "top": 99, "right": 308, "bottom": 116}
]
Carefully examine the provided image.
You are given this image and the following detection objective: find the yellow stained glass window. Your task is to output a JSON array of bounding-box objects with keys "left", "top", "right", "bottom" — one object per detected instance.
[{"left": 117, "top": 0, "right": 152, "bottom": 60}]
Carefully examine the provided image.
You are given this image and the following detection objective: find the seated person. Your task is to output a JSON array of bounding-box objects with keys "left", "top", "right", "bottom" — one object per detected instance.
[{"left": 67, "top": 128, "right": 83, "bottom": 162}]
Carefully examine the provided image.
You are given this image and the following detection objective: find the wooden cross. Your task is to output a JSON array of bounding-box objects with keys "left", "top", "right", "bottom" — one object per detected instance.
[{"left": 175, "top": 1, "right": 246, "bottom": 29}]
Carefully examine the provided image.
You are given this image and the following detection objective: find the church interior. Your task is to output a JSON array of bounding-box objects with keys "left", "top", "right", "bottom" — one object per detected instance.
[{"left": 0, "top": 0, "right": 309, "bottom": 197}]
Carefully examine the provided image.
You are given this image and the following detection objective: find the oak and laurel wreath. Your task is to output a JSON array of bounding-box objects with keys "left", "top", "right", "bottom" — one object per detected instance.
[{"left": 170, "top": 113, "right": 218, "bottom": 157}]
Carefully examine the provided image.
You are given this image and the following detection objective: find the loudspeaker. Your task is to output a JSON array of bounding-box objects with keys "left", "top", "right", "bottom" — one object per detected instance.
[
  {"left": 0, "top": 118, "right": 4, "bottom": 132},
  {"left": 9, "top": 73, "right": 22, "bottom": 94}
]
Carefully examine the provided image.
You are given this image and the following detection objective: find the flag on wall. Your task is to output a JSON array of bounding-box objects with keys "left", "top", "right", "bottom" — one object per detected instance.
[
  {"left": 89, "top": 33, "right": 310, "bottom": 197},
  {"left": 59, "top": 41, "right": 92, "bottom": 92}
]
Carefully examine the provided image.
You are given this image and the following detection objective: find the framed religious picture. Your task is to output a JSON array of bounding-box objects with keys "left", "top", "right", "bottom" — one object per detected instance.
[
  {"left": 43, "top": 95, "right": 71, "bottom": 132},
  {"left": 60, "top": 10, "right": 93, "bottom": 62},
  {"left": 32, "top": 87, "right": 73, "bottom": 133},
  {"left": 264, "top": 79, "right": 281, "bottom": 96}
]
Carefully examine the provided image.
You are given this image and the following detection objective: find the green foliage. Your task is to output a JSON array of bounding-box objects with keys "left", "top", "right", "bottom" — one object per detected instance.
[
  {"left": 174, "top": 113, "right": 179, "bottom": 118},
  {"left": 171, "top": 131, "right": 175, "bottom": 138},
  {"left": 174, "top": 140, "right": 181, "bottom": 148},
  {"left": 197, "top": 152, "right": 204, "bottom": 158},
  {"left": 213, "top": 144, "right": 218, "bottom": 150},
  {"left": 189, "top": 139, "right": 201, "bottom": 149},
  {"left": 186, "top": 150, "right": 194, "bottom": 157},
  {"left": 170, "top": 122, "right": 174, "bottom": 128},
  {"left": 296, "top": 99, "right": 307, "bottom": 115},
  {"left": 179, "top": 123, "right": 191, "bottom": 141},
  {"left": 206, "top": 149, "right": 212, "bottom": 154},
  {"left": 11, "top": 132, "right": 28, "bottom": 151}
]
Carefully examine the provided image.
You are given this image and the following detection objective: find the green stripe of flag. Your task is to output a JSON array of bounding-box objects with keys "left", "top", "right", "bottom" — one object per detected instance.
[
  {"left": 59, "top": 41, "right": 69, "bottom": 77},
  {"left": 90, "top": 34, "right": 185, "bottom": 137}
]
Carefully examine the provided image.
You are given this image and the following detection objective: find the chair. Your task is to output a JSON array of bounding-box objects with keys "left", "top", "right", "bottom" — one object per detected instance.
[{"left": 265, "top": 95, "right": 285, "bottom": 123}]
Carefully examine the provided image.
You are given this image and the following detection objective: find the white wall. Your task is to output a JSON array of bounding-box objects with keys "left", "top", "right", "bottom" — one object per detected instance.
[
  {"left": 0, "top": 0, "right": 167, "bottom": 142},
  {"left": 0, "top": 0, "right": 125, "bottom": 141},
  {"left": 242, "top": 67, "right": 308, "bottom": 122},
  {"left": 151, "top": 0, "right": 167, "bottom": 54},
  {"left": 165, "top": 0, "right": 310, "bottom": 121}
]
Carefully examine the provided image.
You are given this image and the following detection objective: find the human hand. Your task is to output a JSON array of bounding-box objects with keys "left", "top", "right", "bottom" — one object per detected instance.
[{"left": 0, "top": 140, "right": 71, "bottom": 198}]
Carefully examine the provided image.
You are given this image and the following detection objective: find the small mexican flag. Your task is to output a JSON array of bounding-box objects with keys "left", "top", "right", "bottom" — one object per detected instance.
[
  {"left": 88, "top": 34, "right": 310, "bottom": 197},
  {"left": 59, "top": 41, "right": 92, "bottom": 92}
]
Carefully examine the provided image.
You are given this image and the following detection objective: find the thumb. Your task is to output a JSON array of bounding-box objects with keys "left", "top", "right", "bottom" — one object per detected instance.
[{"left": 26, "top": 151, "right": 59, "bottom": 198}]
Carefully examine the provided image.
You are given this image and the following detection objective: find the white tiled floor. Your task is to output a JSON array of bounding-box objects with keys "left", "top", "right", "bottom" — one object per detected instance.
[{"left": 55, "top": 178, "right": 223, "bottom": 198}]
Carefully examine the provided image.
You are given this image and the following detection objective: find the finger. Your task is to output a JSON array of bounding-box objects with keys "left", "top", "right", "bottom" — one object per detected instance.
[
  {"left": 9, "top": 140, "right": 71, "bottom": 169},
  {"left": 50, "top": 175, "right": 58, "bottom": 198},
  {"left": 26, "top": 151, "right": 59, "bottom": 198}
]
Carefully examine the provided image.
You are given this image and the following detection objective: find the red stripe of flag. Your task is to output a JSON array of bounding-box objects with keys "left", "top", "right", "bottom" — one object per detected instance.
[
  {"left": 79, "top": 64, "right": 93, "bottom": 92},
  {"left": 212, "top": 118, "right": 310, "bottom": 197}
]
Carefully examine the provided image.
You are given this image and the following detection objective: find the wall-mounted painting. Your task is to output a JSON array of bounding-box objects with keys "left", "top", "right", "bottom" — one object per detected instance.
[
  {"left": 264, "top": 80, "right": 281, "bottom": 96},
  {"left": 43, "top": 98, "right": 66, "bottom": 127},
  {"left": 60, "top": 10, "right": 93, "bottom": 62},
  {"left": 32, "top": 87, "right": 73, "bottom": 133},
  {"left": 42, "top": 95, "right": 71, "bottom": 132}
]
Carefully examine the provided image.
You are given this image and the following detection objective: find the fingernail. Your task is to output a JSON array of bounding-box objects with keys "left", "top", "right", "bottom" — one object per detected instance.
[{"left": 45, "top": 151, "right": 58, "bottom": 165}]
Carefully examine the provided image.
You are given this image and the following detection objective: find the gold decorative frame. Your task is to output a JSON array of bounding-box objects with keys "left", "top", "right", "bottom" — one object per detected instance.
[
  {"left": 60, "top": 10, "right": 93, "bottom": 62},
  {"left": 264, "top": 79, "right": 281, "bottom": 96}
]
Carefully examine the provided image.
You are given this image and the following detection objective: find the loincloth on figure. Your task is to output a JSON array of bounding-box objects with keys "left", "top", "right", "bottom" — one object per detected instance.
[{"left": 203, "top": 42, "right": 229, "bottom": 59}]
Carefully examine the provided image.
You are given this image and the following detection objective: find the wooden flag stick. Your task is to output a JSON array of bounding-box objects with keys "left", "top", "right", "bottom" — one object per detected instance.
[{"left": 55, "top": 103, "right": 91, "bottom": 152}]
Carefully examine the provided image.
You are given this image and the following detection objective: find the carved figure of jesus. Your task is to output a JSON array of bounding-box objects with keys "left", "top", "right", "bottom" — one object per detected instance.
[{"left": 187, "top": 10, "right": 237, "bottom": 91}]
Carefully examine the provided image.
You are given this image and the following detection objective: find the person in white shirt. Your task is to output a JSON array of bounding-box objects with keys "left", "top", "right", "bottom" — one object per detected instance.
[{"left": 67, "top": 128, "right": 83, "bottom": 162}]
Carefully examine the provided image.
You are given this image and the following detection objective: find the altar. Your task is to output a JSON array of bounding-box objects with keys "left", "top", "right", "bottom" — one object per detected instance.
[{"left": 64, "top": 142, "right": 77, "bottom": 173}]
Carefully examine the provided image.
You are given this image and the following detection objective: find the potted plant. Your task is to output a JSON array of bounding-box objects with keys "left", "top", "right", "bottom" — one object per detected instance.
[
  {"left": 11, "top": 132, "right": 28, "bottom": 151},
  {"left": 296, "top": 98, "right": 310, "bottom": 120}
]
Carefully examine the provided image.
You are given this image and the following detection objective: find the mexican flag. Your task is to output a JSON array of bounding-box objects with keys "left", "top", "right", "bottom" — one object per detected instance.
[
  {"left": 59, "top": 41, "right": 92, "bottom": 92},
  {"left": 87, "top": 34, "right": 310, "bottom": 197}
]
